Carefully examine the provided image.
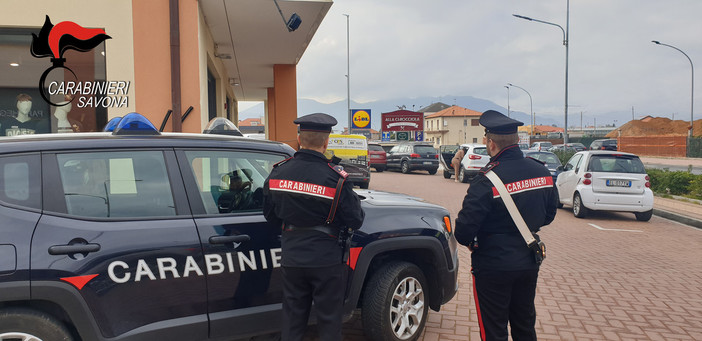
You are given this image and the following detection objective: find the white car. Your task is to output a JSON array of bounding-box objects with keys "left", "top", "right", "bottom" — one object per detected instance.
[
  {"left": 457, "top": 143, "right": 489, "bottom": 183},
  {"left": 555, "top": 151, "right": 654, "bottom": 221}
]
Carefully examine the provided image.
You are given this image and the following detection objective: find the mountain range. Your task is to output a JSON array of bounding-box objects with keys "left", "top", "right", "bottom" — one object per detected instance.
[{"left": 239, "top": 95, "right": 645, "bottom": 132}]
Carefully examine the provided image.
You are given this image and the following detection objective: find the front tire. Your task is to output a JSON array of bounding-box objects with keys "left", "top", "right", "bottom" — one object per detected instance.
[
  {"left": 573, "top": 193, "right": 588, "bottom": 218},
  {"left": 635, "top": 210, "right": 653, "bottom": 221},
  {"left": 443, "top": 170, "right": 451, "bottom": 179},
  {"left": 0, "top": 308, "right": 73, "bottom": 341},
  {"left": 359, "top": 182, "right": 370, "bottom": 189},
  {"left": 362, "top": 262, "right": 429, "bottom": 341},
  {"left": 427, "top": 168, "right": 437, "bottom": 175},
  {"left": 401, "top": 161, "right": 410, "bottom": 174}
]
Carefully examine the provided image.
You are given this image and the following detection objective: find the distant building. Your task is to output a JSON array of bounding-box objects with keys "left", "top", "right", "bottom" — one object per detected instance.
[
  {"left": 417, "top": 102, "right": 451, "bottom": 117},
  {"left": 519, "top": 125, "right": 565, "bottom": 137},
  {"left": 341, "top": 128, "right": 380, "bottom": 141},
  {"left": 238, "top": 118, "right": 265, "bottom": 134},
  {"left": 424, "top": 106, "right": 483, "bottom": 147}
]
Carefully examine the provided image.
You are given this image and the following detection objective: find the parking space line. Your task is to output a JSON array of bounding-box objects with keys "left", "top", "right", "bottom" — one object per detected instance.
[{"left": 588, "top": 223, "right": 642, "bottom": 232}]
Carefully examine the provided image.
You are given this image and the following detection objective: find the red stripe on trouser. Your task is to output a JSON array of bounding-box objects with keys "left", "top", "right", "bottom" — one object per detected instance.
[{"left": 472, "top": 272, "right": 486, "bottom": 341}]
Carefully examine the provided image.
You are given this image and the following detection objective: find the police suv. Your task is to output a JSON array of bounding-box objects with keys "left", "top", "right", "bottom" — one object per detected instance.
[{"left": 0, "top": 114, "right": 458, "bottom": 341}]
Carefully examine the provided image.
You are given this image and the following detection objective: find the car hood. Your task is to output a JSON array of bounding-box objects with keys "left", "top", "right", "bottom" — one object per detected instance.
[{"left": 355, "top": 189, "right": 444, "bottom": 210}]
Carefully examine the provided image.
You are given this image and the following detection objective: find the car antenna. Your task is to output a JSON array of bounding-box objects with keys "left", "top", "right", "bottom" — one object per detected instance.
[{"left": 159, "top": 110, "right": 172, "bottom": 132}]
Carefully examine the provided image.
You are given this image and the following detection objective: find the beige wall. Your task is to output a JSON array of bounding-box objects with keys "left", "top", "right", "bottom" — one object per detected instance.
[
  {"left": 1, "top": 0, "right": 136, "bottom": 119},
  {"left": 425, "top": 116, "right": 483, "bottom": 147}
]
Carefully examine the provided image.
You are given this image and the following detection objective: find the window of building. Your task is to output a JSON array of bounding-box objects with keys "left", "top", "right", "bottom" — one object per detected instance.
[
  {"left": 0, "top": 28, "right": 108, "bottom": 135},
  {"left": 471, "top": 119, "right": 479, "bottom": 126}
]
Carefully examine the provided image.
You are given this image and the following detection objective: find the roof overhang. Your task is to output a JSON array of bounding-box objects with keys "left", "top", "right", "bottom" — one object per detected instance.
[{"left": 200, "top": 0, "right": 332, "bottom": 102}]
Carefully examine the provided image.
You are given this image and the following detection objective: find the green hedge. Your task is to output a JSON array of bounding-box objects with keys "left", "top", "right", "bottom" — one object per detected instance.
[{"left": 646, "top": 168, "right": 702, "bottom": 200}]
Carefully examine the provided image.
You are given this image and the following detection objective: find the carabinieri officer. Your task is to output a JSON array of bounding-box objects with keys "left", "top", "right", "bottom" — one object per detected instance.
[
  {"left": 455, "top": 110, "right": 558, "bottom": 341},
  {"left": 263, "top": 113, "right": 365, "bottom": 341}
]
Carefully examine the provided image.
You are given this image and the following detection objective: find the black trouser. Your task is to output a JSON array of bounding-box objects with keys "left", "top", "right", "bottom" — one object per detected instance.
[
  {"left": 472, "top": 268, "right": 539, "bottom": 341},
  {"left": 282, "top": 264, "right": 345, "bottom": 341}
]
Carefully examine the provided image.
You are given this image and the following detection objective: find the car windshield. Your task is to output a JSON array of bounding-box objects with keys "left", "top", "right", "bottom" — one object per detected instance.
[
  {"left": 603, "top": 140, "right": 617, "bottom": 146},
  {"left": 368, "top": 145, "right": 384, "bottom": 152},
  {"left": 587, "top": 154, "right": 645, "bottom": 173},
  {"left": 472, "top": 147, "right": 488, "bottom": 155},
  {"left": 415, "top": 146, "right": 437, "bottom": 154},
  {"left": 528, "top": 153, "right": 561, "bottom": 165}
]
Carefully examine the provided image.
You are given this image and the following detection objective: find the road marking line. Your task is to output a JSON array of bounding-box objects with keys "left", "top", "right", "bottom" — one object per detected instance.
[{"left": 588, "top": 223, "right": 642, "bottom": 233}]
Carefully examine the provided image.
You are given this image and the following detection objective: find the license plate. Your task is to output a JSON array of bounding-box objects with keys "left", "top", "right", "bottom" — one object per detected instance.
[
  {"left": 606, "top": 179, "right": 631, "bottom": 187},
  {"left": 423, "top": 161, "right": 432, "bottom": 165}
]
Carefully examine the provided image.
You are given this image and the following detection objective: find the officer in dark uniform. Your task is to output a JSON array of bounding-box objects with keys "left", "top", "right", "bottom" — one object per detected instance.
[
  {"left": 455, "top": 110, "right": 558, "bottom": 341},
  {"left": 263, "top": 113, "right": 365, "bottom": 341}
]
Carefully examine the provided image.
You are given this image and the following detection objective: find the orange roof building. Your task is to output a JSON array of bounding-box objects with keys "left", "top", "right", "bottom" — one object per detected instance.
[{"left": 424, "top": 106, "right": 483, "bottom": 147}]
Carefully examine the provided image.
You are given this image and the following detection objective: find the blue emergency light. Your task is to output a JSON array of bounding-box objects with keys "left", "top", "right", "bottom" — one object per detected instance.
[
  {"left": 112, "top": 113, "right": 160, "bottom": 135},
  {"left": 103, "top": 117, "right": 122, "bottom": 132}
]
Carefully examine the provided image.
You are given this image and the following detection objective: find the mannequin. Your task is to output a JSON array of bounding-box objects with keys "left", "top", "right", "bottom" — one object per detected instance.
[
  {"left": 54, "top": 95, "right": 74, "bottom": 133},
  {"left": 2, "top": 94, "right": 49, "bottom": 136}
]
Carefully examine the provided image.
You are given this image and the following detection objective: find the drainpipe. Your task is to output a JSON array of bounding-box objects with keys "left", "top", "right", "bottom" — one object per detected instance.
[{"left": 169, "top": 0, "right": 182, "bottom": 132}]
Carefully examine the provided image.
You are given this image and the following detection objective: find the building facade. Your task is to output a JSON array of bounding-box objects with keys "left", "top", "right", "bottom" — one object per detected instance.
[
  {"left": 0, "top": 0, "right": 331, "bottom": 145},
  {"left": 424, "top": 105, "right": 483, "bottom": 147}
]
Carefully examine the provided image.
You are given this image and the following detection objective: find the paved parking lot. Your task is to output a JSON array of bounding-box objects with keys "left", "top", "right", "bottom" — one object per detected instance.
[{"left": 304, "top": 170, "right": 702, "bottom": 340}]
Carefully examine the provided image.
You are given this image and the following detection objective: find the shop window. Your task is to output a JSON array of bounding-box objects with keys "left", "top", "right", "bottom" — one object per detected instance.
[{"left": 0, "top": 28, "right": 107, "bottom": 136}]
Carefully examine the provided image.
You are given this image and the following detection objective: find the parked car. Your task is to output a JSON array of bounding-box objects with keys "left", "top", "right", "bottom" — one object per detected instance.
[
  {"left": 518, "top": 143, "right": 530, "bottom": 150},
  {"left": 565, "top": 142, "right": 587, "bottom": 151},
  {"left": 327, "top": 134, "right": 371, "bottom": 189},
  {"left": 589, "top": 139, "right": 618, "bottom": 151},
  {"left": 386, "top": 142, "right": 439, "bottom": 174},
  {"left": 555, "top": 150, "right": 653, "bottom": 221},
  {"left": 368, "top": 143, "right": 387, "bottom": 172},
  {"left": 549, "top": 144, "right": 577, "bottom": 153},
  {"left": 0, "top": 114, "right": 458, "bottom": 341},
  {"left": 457, "top": 144, "right": 489, "bottom": 183},
  {"left": 439, "top": 144, "right": 461, "bottom": 179},
  {"left": 529, "top": 141, "right": 553, "bottom": 151},
  {"left": 524, "top": 151, "right": 563, "bottom": 182}
]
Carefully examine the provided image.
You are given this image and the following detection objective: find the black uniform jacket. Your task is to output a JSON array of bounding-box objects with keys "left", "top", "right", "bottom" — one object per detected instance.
[
  {"left": 263, "top": 149, "right": 365, "bottom": 267},
  {"left": 455, "top": 145, "right": 558, "bottom": 271}
]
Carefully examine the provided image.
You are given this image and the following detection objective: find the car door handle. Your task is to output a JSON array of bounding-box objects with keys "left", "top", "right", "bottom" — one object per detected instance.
[
  {"left": 48, "top": 243, "right": 101, "bottom": 255},
  {"left": 209, "top": 234, "right": 250, "bottom": 245}
]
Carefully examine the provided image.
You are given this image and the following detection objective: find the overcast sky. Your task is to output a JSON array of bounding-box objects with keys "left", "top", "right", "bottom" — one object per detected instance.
[{"left": 288, "top": 0, "right": 702, "bottom": 126}]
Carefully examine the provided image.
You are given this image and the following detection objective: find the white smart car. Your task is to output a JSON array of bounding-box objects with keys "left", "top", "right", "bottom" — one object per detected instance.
[{"left": 555, "top": 150, "right": 654, "bottom": 221}]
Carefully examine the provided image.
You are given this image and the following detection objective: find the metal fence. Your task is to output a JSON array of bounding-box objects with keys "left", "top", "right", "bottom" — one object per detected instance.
[{"left": 688, "top": 137, "right": 702, "bottom": 158}]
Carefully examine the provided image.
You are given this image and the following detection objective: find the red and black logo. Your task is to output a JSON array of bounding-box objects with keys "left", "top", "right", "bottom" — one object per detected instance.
[{"left": 30, "top": 16, "right": 110, "bottom": 106}]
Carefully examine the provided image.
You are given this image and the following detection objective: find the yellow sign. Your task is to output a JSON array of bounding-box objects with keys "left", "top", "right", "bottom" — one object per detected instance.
[{"left": 352, "top": 110, "right": 370, "bottom": 129}]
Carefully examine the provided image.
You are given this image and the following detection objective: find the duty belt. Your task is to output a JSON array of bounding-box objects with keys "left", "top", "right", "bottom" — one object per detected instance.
[{"left": 283, "top": 224, "right": 339, "bottom": 238}]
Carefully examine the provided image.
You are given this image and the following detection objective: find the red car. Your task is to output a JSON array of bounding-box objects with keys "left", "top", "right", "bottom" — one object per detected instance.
[{"left": 368, "top": 143, "right": 387, "bottom": 172}]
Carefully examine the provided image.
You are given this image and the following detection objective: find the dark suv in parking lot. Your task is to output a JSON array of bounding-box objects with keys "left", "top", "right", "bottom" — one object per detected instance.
[
  {"left": 0, "top": 114, "right": 458, "bottom": 341},
  {"left": 590, "top": 139, "right": 618, "bottom": 151},
  {"left": 386, "top": 142, "right": 439, "bottom": 174}
]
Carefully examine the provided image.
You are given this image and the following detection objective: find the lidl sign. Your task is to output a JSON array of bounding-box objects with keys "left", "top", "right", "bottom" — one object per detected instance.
[{"left": 351, "top": 109, "right": 371, "bottom": 129}]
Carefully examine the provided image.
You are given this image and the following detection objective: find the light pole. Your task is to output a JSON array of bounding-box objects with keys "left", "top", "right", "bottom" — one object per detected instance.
[
  {"left": 504, "top": 85, "right": 510, "bottom": 117},
  {"left": 343, "top": 14, "right": 351, "bottom": 134},
  {"left": 508, "top": 83, "right": 534, "bottom": 137},
  {"left": 514, "top": 0, "right": 569, "bottom": 143},
  {"left": 652, "top": 40, "right": 695, "bottom": 138}
]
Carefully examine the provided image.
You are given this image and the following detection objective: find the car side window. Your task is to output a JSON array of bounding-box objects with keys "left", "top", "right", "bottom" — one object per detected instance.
[
  {"left": 57, "top": 151, "right": 175, "bottom": 218},
  {"left": 389, "top": 146, "right": 400, "bottom": 154},
  {"left": 0, "top": 154, "right": 41, "bottom": 210},
  {"left": 565, "top": 154, "right": 582, "bottom": 171},
  {"left": 183, "top": 150, "right": 285, "bottom": 215}
]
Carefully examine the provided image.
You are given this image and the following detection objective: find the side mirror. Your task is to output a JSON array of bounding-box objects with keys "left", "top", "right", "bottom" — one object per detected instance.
[{"left": 557, "top": 165, "right": 564, "bottom": 171}]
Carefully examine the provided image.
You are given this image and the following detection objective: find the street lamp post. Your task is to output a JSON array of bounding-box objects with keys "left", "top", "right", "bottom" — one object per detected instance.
[
  {"left": 504, "top": 85, "right": 510, "bottom": 117},
  {"left": 508, "top": 83, "right": 534, "bottom": 137},
  {"left": 514, "top": 0, "right": 570, "bottom": 143},
  {"left": 652, "top": 40, "right": 695, "bottom": 138},
  {"left": 343, "top": 14, "right": 351, "bottom": 134}
]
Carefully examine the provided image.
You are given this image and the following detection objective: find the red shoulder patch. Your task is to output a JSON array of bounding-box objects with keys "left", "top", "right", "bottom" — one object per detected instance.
[
  {"left": 329, "top": 164, "right": 348, "bottom": 178},
  {"left": 273, "top": 157, "right": 293, "bottom": 168}
]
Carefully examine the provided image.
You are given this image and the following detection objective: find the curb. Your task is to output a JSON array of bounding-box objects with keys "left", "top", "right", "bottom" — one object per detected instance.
[{"left": 653, "top": 209, "right": 702, "bottom": 230}]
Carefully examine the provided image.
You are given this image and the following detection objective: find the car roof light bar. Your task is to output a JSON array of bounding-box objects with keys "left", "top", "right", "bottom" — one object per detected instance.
[
  {"left": 103, "top": 116, "right": 122, "bottom": 132},
  {"left": 112, "top": 113, "right": 160, "bottom": 135}
]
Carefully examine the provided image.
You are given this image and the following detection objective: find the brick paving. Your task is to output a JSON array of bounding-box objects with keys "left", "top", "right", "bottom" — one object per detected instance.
[{"left": 299, "top": 168, "right": 702, "bottom": 341}]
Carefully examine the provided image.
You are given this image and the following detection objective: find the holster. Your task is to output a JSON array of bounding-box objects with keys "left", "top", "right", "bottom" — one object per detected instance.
[{"left": 529, "top": 238, "right": 546, "bottom": 265}]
